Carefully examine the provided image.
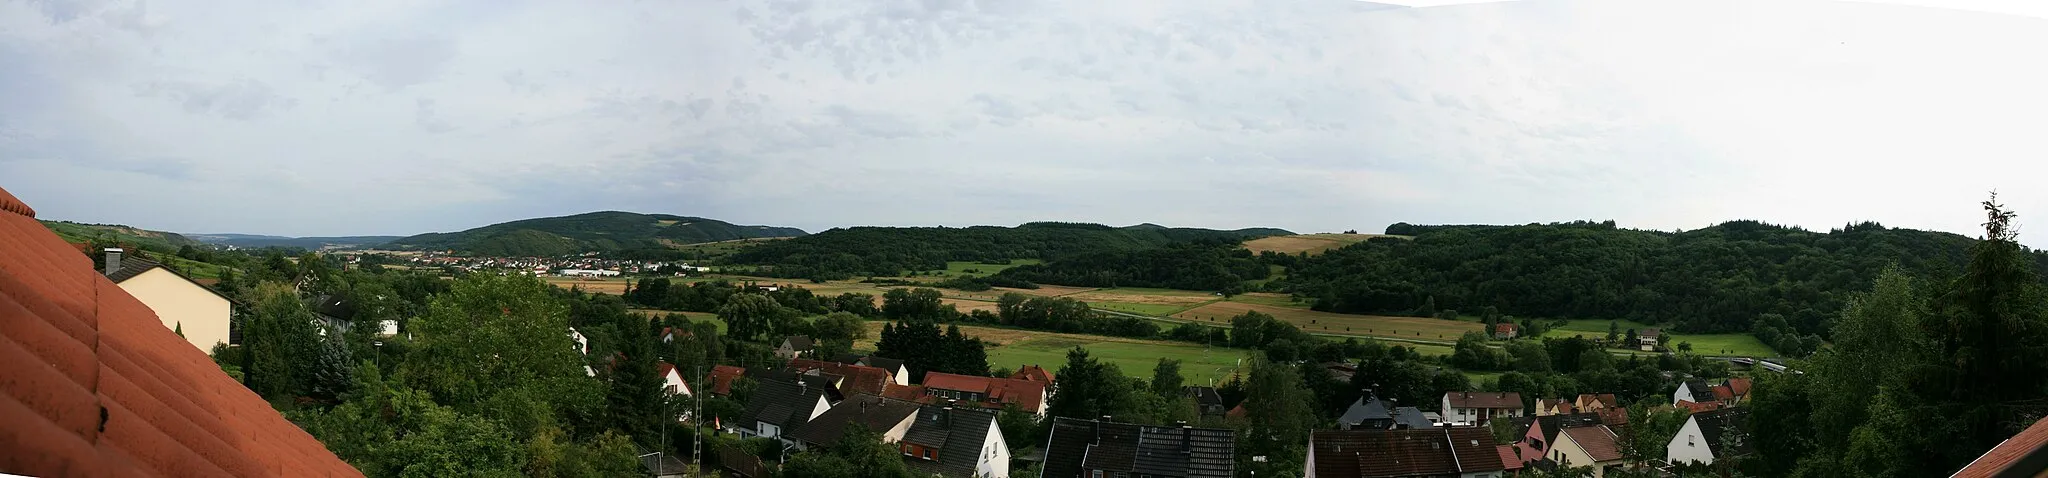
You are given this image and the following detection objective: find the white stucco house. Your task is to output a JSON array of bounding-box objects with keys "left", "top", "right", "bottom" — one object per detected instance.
[{"left": 103, "top": 250, "right": 232, "bottom": 354}]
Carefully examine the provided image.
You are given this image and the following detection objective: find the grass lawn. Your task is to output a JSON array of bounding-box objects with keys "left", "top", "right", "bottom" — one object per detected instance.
[
  {"left": 1462, "top": 370, "right": 1504, "bottom": 385},
  {"left": 1092, "top": 301, "right": 1209, "bottom": 317},
  {"left": 1227, "top": 292, "right": 1312, "bottom": 309},
  {"left": 856, "top": 322, "right": 1248, "bottom": 385},
  {"left": 629, "top": 309, "right": 728, "bottom": 333},
  {"left": 1173, "top": 302, "right": 1483, "bottom": 343},
  {"left": 915, "top": 259, "right": 1043, "bottom": 277},
  {"left": 1542, "top": 319, "right": 1778, "bottom": 357}
]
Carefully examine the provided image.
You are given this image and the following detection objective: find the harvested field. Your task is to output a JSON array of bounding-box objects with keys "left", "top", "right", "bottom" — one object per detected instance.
[
  {"left": 943, "top": 298, "right": 1000, "bottom": 314},
  {"left": 1228, "top": 293, "right": 1312, "bottom": 309},
  {"left": 1066, "top": 289, "right": 1216, "bottom": 307},
  {"left": 1173, "top": 301, "right": 1484, "bottom": 343},
  {"left": 1242, "top": 233, "right": 1406, "bottom": 255},
  {"left": 991, "top": 284, "right": 1096, "bottom": 297},
  {"left": 544, "top": 277, "right": 631, "bottom": 295}
]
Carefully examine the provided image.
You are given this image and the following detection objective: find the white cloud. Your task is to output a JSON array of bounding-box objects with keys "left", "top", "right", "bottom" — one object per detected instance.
[{"left": 2, "top": 0, "right": 2047, "bottom": 245}]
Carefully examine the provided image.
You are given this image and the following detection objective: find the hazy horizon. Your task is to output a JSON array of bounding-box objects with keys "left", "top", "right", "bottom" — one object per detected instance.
[{"left": 9, "top": 0, "right": 2048, "bottom": 245}]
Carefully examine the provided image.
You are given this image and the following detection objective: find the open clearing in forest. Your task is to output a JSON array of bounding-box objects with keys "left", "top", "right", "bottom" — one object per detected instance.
[
  {"left": 1172, "top": 301, "right": 1485, "bottom": 343},
  {"left": 1228, "top": 292, "right": 1312, "bottom": 309},
  {"left": 1542, "top": 319, "right": 1778, "bottom": 357},
  {"left": 1241, "top": 233, "right": 1407, "bottom": 256},
  {"left": 856, "top": 322, "right": 1248, "bottom": 384}
]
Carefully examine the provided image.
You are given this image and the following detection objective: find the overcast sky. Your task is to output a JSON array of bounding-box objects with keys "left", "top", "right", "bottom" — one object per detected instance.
[{"left": 6, "top": 0, "right": 2048, "bottom": 244}]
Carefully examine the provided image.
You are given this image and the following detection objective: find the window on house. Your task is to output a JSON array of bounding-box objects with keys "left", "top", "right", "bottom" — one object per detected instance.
[
  {"left": 1091, "top": 471, "right": 1103, "bottom": 478},
  {"left": 924, "top": 449, "right": 934, "bottom": 460},
  {"left": 1689, "top": 434, "right": 1695, "bottom": 446}
]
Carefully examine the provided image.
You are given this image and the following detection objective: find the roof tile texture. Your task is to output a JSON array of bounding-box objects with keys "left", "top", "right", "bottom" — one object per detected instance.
[{"left": 0, "top": 185, "right": 360, "bottom": 477}]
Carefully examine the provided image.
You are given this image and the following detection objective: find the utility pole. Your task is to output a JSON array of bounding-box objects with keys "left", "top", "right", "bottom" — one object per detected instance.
[{"left": 694, "top": 364, "right": 704, "bottom": 470}]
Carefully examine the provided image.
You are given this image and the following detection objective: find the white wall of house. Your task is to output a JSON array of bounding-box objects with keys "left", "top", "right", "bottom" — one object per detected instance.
[
  {"left": 977, "top": 415, "right": 1011, "bottom": 478},
  {"left": 881, "top": 414, "right": 918, "bottom": 443},
  {"left": 663, "top": 369, "right": 691, "bottom": 396},
  {"left": 116, "top": 268, "right": 231, "bottom": 354},
  {"left": 1673, "top": 385, "right": 1697, "bottom": 405},
  {"left": 1553, "top": 430, "right": 1618, "bottom": 478},
  {"left": 890, "top": 366, "right": 911, "bottom": 386},
  {"left": 1666, "top": 416, "right": 1717, "bottom": 466}
]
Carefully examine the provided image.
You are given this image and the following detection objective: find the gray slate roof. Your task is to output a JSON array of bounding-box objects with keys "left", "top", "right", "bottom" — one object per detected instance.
[
  {"left": 739, "top": 377, "right": 833, "bottom": 433},
  {"left": 1043, "top": 417, "right": 1235, "bottom": 478},
  {"left": 900, "top": 406, "right": 999, "bottom": 477},
  {"left": 1692, "top": 408, "right": 1754, "bottom": 458},
  {"left": 1391, "top": 406, "right": 1435, "bottom": 429},
  {"left": 1339, "top": 396, "right": 1393, "bottom": 427},
  {"left": 790, "top": 394, "right": 921, "bottom": 448}
]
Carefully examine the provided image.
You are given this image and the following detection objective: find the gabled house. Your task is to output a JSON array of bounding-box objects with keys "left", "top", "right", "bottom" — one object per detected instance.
[
  {"left": 655, "top": 362, "right": 692, "bottom": 397},
  {"left": 1536, "top": 398, "right": 1576, "bottom": 416},
  {"left": 922, "top": 372, "right": 1050, "bottom": 417},
  {"left": 309, "top": 293, "right": 356, "bottom": 333},
  {"left": 1666, "top": 408, "right": 1752, "bottom": 467},
  {"left": 1953, "top": 415, "right": 2048, "bottom": 478},
  {"left": 1185, "top": 386, "right": 1227, "bottom": 416},
  {"left": 1338, "top": 394, "right": 1394, "bottom": 431},
  {"left": 1672, "top": 380, "right": 1715, "bottom": 406},
  {"left": 1494, "top": 322, "right": 1520, "bottom": 340},
  {"left": 1574, "top": 394, "right": 1618, "bottom": 412},
  {"left": 1304, "top": 427, "right": 1505, "bottom": 478},
  {"left": 1443, "top": 391, "right": 1525, "bottom": 426},
  {"left": 1515, "top": 413, "right": 1603, "bottom": 469},
  {"left": 776, "top": 335, "right": 815, "bottom": 360},
  {"left": 787, "top": 358, "right": 895, "bottom": 396},
  {"left": 1552, "top": 425, "right": 1624, "bottom": 478},
  {"left": 1042, "top": 417, "right": 1234, "bottom": 478},
  {"left": 901, "top": 405, "right": 1009, "bottom": 478},
  {"left": 788, "top": 394, "right": 923, "bottom": 451},
  {"left": 1636, "top": 329, "right": 1660, "bottom": 351},
  {"left": 859, "top": 356, "right": 912, "bottom": 386},
  {"left": 569, "top": 327, "right": 588, "bottom": 355},
  {"left": 1011, "top": 364, "right": 1055, "bottom": 383},
  {"left": 732, "top": 377, "right": 838, "bottom": 447},
  {"left": 101, "top": 249, "right": 234, "bottom": 354},
  {"left": 1674, "top": 378, "right": 1746, "bottom": 407}
]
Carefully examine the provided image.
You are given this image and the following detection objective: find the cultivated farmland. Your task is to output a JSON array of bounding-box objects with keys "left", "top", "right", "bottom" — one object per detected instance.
[
  {"left": 1241, "top": 233, "right": 1407, "bottom": 256},
  {"left": 1541, "top": 319, "right": 1779, "bottom": 357}
]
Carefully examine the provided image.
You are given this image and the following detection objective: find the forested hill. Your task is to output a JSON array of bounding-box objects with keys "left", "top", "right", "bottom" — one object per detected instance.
[
  {"left": 386, "top": 211, "right": 807, "bottom": 256},
  {"left": 42, "top": 220, "right": 206, "bottom": 251},
  {"left": 1281, "top": 219, "right": 2048, "bottom": 336},
  {"left": 721, "top": 222, "right": 1292, "bottom": 279}
]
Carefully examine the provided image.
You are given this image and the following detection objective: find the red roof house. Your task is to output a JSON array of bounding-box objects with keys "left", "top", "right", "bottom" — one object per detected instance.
[
  {"left": 1954, "top": 415, "right": 2048, "bottom": 477},
  {"left": 1010, "top": 364, "right": 1055, "bottom": 383},
  {"left": 920, "top": 372, "right": 1048, "bottom": 416},
  {"left": 787, "top": 358, "right": 894, "bottom": 396},
  {"left": 0, "top": 186, "right": 361, "bottom": 477}
]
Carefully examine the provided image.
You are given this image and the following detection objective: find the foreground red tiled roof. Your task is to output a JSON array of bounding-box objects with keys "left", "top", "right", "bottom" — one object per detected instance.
[
  {"left": 787, "top": 359, "right": 892, "bottom": 396},
  {"left": 1954, "top": 416, "right": 2048, "bottom": 478},
  {"left": 1496, "top": 444, "right": 1522, "bottom": 471},
  {"left": 1446, "top": 391, "right": 1522, "bottom": 410},
  {"left": 709, "top": 365, "right": 745, "bottom": 396},
  {"left": 0, "top": 185, "right": 360, "bottom": 477},
  {"left": 921, "top": 372, "right": 1047, "bottom": 412}
]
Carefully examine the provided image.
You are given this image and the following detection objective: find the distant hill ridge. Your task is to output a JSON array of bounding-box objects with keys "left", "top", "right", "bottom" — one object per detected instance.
[
  {"left": 189, "top": 233, "right": 403, "bottom": 249},
  {"left": 722, "top": 221, "right": 1294, "bottom": 279},
  {"left": 385, "top": 211, "right": 808, "bottom": 256}
]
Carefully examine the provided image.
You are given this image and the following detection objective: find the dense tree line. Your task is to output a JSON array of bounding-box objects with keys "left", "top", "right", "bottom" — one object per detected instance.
[
  {"left": 875, "top": 320, "right": 990, "bottom": 378},
  {"left": 1749, "top": 197, "right": 2048, "bottom": 477},
  {"left": 1285, "top": 219, "right": 2046, "bottom": 335},
  {"left": 991, "top": 238, "right": 1278, "bottom": 290},
  {"left": 721, "top": 222, "right": 1287, "bottom": 280}
]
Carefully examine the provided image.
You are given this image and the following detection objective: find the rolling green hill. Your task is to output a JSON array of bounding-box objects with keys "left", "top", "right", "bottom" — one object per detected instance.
[
  {"left": 41, "top": 220, "right": 205, "bottom": 252},
  {"left": 187, "top": 234, "right": 403, "bottom": 249},
  {"left": 385, "top": 211, "right": 807, "bottom": 256},
  {"left": 722, "top": 221, "right": 1293, "bottom": 279}
]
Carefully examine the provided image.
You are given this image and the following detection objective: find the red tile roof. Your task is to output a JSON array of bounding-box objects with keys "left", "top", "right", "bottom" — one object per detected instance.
[
  {"left": 1010, "top": 364, "right": 1054, "bottom": 382},
  {"left": 0, "top": 185, "right": 360, "bottom": 477},
  {"left": 1576, "top": 393, "right": 1618, "bottom": 409},
  {"left": 1711, "top": 385, "right": 1736, "bottom": 402},
  {"left": 1726, "top": 377, "right": 1753, "bottom": 398},
  {"left": 1596, "top": 407, "right": 1629, "bottom": 427},
  {"left": 1226, "top": 404, "right": 1247, "bottom": 420},
  {"left": 709, "top": 365, "right": 745, "bottom": 396},
  {"left": 1676, "top": 400, "right": 1722, "bottom": 413},
  {"left": 920, "top": 372, "right": 1047, "bottom": 413},
  {"left": 787, "top": 359, "right": 892, "bottom": 396},
  {"left": 1954, "top": 416, "right": 2048, "bottom": 478},
  {"left": 880, "top": 383, "right": 926, "bottom": 402},
  {"left": 1445, "top": 391, "right": 1522, "bottom": 410},
  {"left": 1497, "top": 444, "right": 1522, "bottom": 471},
  {"left": 1494, "top": 323, "right": 1518, "bottom": 335},
  {"left": 1562, "top": 426, "right": 1623, "bottom": 462}
]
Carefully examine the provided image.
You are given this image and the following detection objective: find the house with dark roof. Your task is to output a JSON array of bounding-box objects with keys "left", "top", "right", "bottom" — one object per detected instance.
[
  {"left": 860, "top": 356, "right": 912, "bottom": 385},
  {"left": 1674, "top": 378, "right": 1748, "bottom": 407},
  {"left": 732, "top": 377, "right": 839, "bottom": 448},
  {"left": 1515, "top": 413, "right": 1604, "bottom": 469},
  {"left": 1953, "top": 415, "right": 2048, "bottom": 478},
  {"left": 788, "top": 394, "right": 923, "bottom": 451},
  {"left": 1041, "top": 417, "right": 1234, "bottom": 478},
  {"left": 1305, "top": 427, "right": 1505, "bottom": 478},
  {"left": 921, "top": 371, "right": 1049, "bottom": 417},
  {"left": 0, "top": 186, "right": 360, "bottom": 476},
  {"left": 1552, "top": 424, "right": 1624, "bottom": 477},
  {"left": 1342, "top": 393, "right": 1433, "bottom": 430},
  {"left": 1666, "top": 408, "right": 1752, "bottom": 468},
  {"left": 901, "top": 405, "right": 1009, "bottom": 478},
  {"left": 777, "top": 335, "right": 815, "bottom": 360},
  {"left": 100, "top": 248, "right": 235, "bottom": 354},
  {"left": 788, "top": 358, "right": 895, "bottom": 396},
  {"left": 1443, "top": 391, "right": 1525, "bottom": 426},
  {"left": 1011, "top": 364, "right": 1055, "bottom": 383},
  {"left": 1185, "top": 386, "right": 1226, "bottom": 416},
  {"left": 1672, "top": 379, "right": 1715, "bottom": 406}
]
